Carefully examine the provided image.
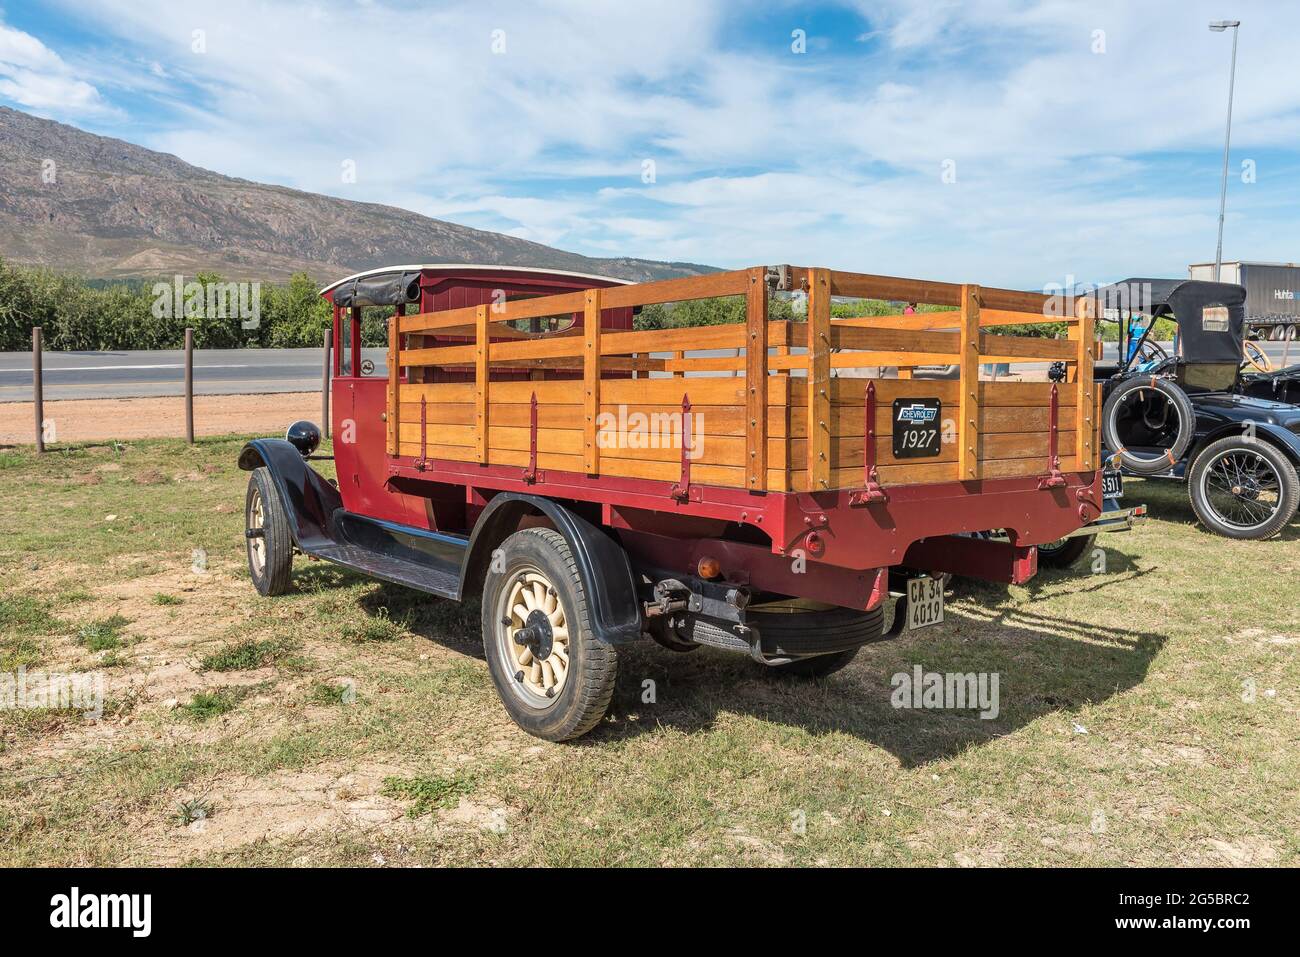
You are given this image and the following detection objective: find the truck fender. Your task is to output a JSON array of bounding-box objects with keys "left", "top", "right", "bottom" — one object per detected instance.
[
  {"left": 237, "top": 439, "right": 341, "bottom": 552},
  {"left": 1191, "top": 421, "right": 1300, "bottom": 468},
  {"left": 462, "top": 494, "right": 643, "bottom": 645}
]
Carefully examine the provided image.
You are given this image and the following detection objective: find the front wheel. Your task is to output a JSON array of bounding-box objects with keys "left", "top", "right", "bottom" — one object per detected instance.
[
  {"left": 1187, "top": 438, "right": 1299, "bottom": 540},
  {"left": 245, "top": 467, "right": 293, "bottom": 595},
  {"left": 482, "top": 528, "right": 618, "bottom": 741}
]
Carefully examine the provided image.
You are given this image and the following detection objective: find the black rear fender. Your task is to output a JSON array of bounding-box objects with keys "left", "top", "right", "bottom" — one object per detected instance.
[{"left": 463, "top": 494, "right": 643, "bottom": 645}]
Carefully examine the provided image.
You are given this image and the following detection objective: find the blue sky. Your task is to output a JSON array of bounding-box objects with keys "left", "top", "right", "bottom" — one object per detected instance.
[{"left": 1, "top": 0, "right": 1298, "bottom": 289}]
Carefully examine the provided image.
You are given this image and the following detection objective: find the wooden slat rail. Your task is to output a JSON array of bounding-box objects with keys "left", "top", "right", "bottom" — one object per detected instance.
[
  {"left": 389, "top": 264, "right": 1100, "bottom": 493},
  {"left": 745, "top": 266, "right": 768, "bottom": 490}
]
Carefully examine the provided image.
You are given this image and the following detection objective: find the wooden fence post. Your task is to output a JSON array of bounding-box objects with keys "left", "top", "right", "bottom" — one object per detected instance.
[
  {"left": 32, "top": 326, "right": 44, "bottom": 453},
  {"left": 321, "top": 328, "right": 332, "bottom": 438},
  {"left": 957, "top": 284, "right": 981, "bottom": 480},
  {"left": 184, "top": 327, "right": 194, "bottom": 444}
]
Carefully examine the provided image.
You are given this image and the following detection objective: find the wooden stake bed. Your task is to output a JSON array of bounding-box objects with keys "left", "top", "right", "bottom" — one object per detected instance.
[{"left": 386, "top": 265, "right": 1099, "bottom": 495}]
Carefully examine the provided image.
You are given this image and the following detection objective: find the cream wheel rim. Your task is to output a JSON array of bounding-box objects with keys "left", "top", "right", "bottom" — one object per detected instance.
[
  {"left": 497, "top": 568, "right": 570, "bottom": 706},
  {"left": 247, "top": 487, "right": 266, "bottom": 573}
]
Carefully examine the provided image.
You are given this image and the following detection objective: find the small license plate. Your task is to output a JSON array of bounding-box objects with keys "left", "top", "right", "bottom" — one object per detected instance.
[
  {"left": 892, "top": 398, "right": 942, "bottom": 459},
  {"left": 907, "top": 577, "right": 945, "bottom": 630},
  {"left": 1102, "top": 469, "right": 1123, "bottom": 498}
]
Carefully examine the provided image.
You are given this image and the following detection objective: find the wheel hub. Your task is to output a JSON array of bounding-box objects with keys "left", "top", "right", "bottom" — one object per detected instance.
[
  {"left": 513, "top": 608, "right": 554, "bottom": 661},
  {"left": 500, "top": 569, "right": 571, "bottom": 702}
]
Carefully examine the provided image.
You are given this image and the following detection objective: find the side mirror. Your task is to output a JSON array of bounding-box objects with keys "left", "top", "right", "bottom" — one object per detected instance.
[{"left": 285, "top": 420, "right": 322, "bottom": 458}]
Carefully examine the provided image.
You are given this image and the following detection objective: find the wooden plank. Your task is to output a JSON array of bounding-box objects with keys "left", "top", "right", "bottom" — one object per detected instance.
[
  {"left": 1072, "top": 296, "right": 1096, "bottom": 469},
  {"left": 785, "top": 430, "right": 1078, "bottom": 469},
  {"left": 807, "top": 267, "right": 832, "bottom": 490},
  {"left": 598, "top": 270, "right": 750, "bottom": 309},
  {"left": 829, "top": 325, "right": 960, "bottom": 355},
  {"left": 386, "top": 312, "right": 398, "bottom": 455},
  {"left": 474, "top": 304, "right": 489, "bottom": 463},
  {"left": 398, "top": 291, "right": 588, "bottom": 334},
  {"left": 835, "top": 308, "right": 1057, "bottom": 331},
  {"left": 601, "top": 323, "right": 746, "bottom": 356},
  {"left": 957, "top": 284, "right": 981, "bottom": 480},
  {"left": 829, "top": 378, "right": 1067, "bottom": 407},
  {"left": 489, "top": 336, "right": 585, "bottom": 362},
  {"left": 745, "top": 266, "right": 768, "bottom": 490},
  {"left": 827, "top": 269, "right": 1070, "bottom": 317},
  {"left": 402, "top": 343, "right": 476, "bottom": 366},
  {"left": 976, "top": 332, "right": 1076, "bottom": 360},
  {"left": 583, "top": 288, "right": 601, "bottom": 474}
]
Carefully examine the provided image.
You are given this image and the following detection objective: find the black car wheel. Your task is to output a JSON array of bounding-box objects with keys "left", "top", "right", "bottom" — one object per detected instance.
[
  {"left": 245, "top": 467, "right": 293, "bottom": 595},
  {"left": 1188, "top": 438, "right": 1299, "bottom": 540},
  {"left": 481, "top": 528, "right": 618, "bottom": 741},
  {"left": 1101, "top": 376, "right": 1195, "bottom": 475},
  {"left": 1036, "top": 533, "right": 1097, "bottom": 569}
]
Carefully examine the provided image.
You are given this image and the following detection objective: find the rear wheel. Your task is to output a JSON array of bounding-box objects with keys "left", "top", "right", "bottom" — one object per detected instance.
[
  {"left": 1036, "top": 533, "right": 1097, "bottom": 569},
  {"left": 245, "top": 467, "right": 293, "bottom": 595},
  {"left": 482, "top": 528, "right": 618, "bottom": 741},
  {"left": 1187, "top": 438, "right": 1299, "bottom": 540}
]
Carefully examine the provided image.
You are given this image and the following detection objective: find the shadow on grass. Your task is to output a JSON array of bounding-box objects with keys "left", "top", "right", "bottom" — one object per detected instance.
[{"left": 291, "top": 543, "right": 1169, "bottom": 766}]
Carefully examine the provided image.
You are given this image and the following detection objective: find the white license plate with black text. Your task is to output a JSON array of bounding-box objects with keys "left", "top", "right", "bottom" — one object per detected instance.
[{"left": 907, "top": 577, "right": 945, "bottom": 630}]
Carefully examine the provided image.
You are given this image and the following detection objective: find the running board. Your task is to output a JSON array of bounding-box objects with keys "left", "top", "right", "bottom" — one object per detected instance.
[{"left": 305, "top": 512, "right": 467, "bottom": 599}]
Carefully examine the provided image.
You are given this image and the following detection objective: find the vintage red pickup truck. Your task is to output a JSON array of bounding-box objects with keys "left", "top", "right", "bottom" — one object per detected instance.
[{"left": 238, "top": 262, "right": 1103, "bottom": 740}]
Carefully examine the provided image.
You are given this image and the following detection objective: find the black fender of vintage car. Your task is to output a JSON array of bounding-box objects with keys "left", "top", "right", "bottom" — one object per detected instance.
[
  {"left": 238, "top": 438, "right": 342, "bottom": 552},
  {"left": 1186, "top": 394, "right": 1300, "bottom": 467},
  {"left": 461, "top": 493, "right": 643, "bottom": 645}
]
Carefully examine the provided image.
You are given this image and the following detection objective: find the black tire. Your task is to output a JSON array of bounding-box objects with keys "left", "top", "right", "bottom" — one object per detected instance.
[
  {"left": 1101, "top": 376, "right": 1195, "bottom": 475},
  {"left": 748, "top": 604, "right": 884, "bottom": 678},
  {"left": 1187, "top": 438, "right": 1300, "bottom": 540},
  {"left": 481, "top": 528, "right": 618, "bottom": 741},
  {"left": 766, "top": 647, "right": 860, "bottom": 678},
  {"left": 245, "top": 467, "right": 293, "bottom": 596},
  {"left": 1036, "top": 533, "right": 1097, "bottom": 569}
]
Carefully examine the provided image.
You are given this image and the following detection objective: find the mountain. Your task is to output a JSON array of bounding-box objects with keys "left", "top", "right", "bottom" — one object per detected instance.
[{"left": 0, "top": 106, "right": 713, "bottom": 284}]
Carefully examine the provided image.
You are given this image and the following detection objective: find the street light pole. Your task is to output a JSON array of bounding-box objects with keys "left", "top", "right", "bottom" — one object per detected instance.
[{"left": 1210, "top": 19, "right": 1240, "bottom": 281}]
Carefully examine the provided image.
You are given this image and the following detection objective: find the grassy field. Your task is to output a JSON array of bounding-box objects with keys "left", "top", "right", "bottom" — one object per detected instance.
[{"left": 0, "top": 436, "right": 1295, "bottom": 867}]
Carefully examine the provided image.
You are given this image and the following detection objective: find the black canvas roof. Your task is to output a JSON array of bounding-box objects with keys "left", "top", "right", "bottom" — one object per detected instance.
[{"left": 1089, "top": 278, "right": 1247, "bottom": 366}]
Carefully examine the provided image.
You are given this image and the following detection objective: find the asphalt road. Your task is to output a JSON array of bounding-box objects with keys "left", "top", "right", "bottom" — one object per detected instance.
[{"left": 1, "top": 341, "right": 1296, "bottom": 402}]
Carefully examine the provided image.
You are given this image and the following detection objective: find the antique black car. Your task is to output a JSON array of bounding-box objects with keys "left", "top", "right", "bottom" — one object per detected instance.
[{"left": 1094, "top": 278, "right": 1300, "bottom": 540}]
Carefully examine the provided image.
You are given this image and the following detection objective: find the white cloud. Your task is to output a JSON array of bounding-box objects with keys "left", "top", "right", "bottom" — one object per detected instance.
[
  {"left": 0, "top": 22, "right": 109, "bottom": 113},
  {"left": 9, "top": 0, "right": 1300, "bottom": 285}
]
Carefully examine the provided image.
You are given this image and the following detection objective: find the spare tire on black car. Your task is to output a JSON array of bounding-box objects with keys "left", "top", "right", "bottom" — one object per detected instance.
[{"left": 1101, "top": 376, "right": 1195, "bottom": 475}]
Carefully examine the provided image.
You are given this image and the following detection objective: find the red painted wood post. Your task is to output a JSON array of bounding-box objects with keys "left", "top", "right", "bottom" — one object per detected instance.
[
  {"left": 32, "top": 326, "right": 44, "bottom": 453},
  {"left": 321, "top": 327, "right": 332, "bottom": 438},
  {"left": 184, "top": 327, "right": 194, "bottom": 444}
]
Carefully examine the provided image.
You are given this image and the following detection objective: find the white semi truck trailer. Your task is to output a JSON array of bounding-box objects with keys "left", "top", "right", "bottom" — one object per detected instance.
[{"left": 1189, "top": 261, "right": 1300, "bottom": 340}]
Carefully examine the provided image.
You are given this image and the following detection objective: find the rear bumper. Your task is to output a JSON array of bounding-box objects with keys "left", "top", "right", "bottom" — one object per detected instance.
[{"left": 1053, "top": 503, "right": 1147, "bottom": 540}]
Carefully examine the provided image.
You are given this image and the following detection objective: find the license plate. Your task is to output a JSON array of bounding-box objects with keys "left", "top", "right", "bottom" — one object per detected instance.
[
  {"left": 892, "top": 398, "right": 942, "bottom": 459},
  {"left": 1102, "top": 469, "right": 1123, "bottom": 498},
  {"left": 907, "top": 577, "right": 945, "bottom": 630}
]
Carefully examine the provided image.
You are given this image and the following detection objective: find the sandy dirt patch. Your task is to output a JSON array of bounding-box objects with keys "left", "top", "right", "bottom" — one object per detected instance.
[{"left": 0, "top": 392, "right": 322, "bottom": 444}]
